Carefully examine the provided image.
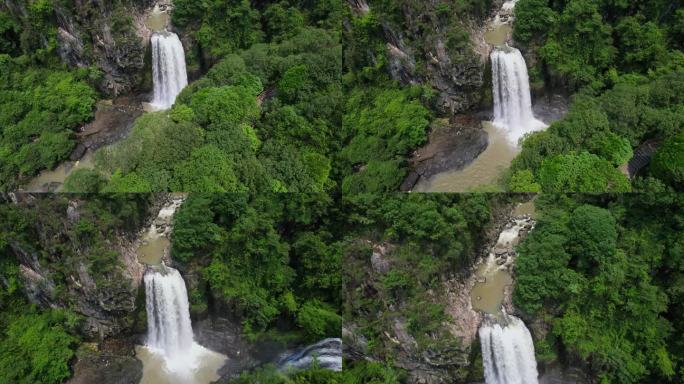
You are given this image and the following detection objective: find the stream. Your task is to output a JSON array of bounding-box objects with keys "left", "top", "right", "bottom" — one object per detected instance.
[
  {"left": 470, "top": 199, "right": 540, "bottom": 384},
  {"left": 134, "top": 196, "right": 228, "bottom": 384}
]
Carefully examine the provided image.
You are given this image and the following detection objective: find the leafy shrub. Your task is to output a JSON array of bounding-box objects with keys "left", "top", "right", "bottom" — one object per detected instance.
[
  {"left": 0, "top": 310, "right": 80, "bottom": 384},
  {"left": 650, "top": 132, "right": 684, "bottom": 189},
  {"left": 296, "top": 300, "right": 342, "bottom": 342},
  {"left": 538, "top": 152, "right": 631, "bottom": 192}
]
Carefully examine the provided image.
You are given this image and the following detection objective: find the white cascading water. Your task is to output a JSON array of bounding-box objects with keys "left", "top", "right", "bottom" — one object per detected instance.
[
  {"left": 144, "top": 264, "right": 206, "bottom": 375},
  {"left": 479, "top": 314, "right": 539, "bottom": 384},
  {"left": 276, "top": 338, "right": 343, "bottom": 372},
  {"left": 150, "top": 32, "right": 188, "bottom": 109},
  {"left": 491, "top": 47, "right": 546, "bottom": 146}
]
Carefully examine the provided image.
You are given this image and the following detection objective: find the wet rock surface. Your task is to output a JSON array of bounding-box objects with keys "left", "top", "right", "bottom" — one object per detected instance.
[
  {"left": 67, "top": 338, "right": 143, "bottom": 384},
  {"left": 402, "top": 117, "right": 488, "bottom": 191},
  {"left": 77, "top": 97, "right": 144, "bottom": 152},
  {"left": 193, "top": 317, "right": 262, "bottom": 380},
  {"left": 533, "top": 93, "right": 570, "bottom": 125},
  {"left": 275, "top": 338, "right": 342, "bottom": 372}
]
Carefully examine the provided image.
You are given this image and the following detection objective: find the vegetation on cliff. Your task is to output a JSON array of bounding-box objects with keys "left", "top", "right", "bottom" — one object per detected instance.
[
  {"left": 342, "top": 193, "right": 513, "bottom": 382},
  {"left": 0, "top": 194, "right": 152, "bottom": 383},
  {"left": 340, "top": 0, "right": 492, "bottom": 193}
]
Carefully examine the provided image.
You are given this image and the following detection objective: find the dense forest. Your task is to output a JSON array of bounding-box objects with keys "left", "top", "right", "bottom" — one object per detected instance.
[
  {"left": 171, "top": 193, "right": 342, "bottom": 342},
  {"left": 514, "top": 193, "right": 684, "bottom": 383},
  {"left": 508, "top": 0, "right": 684, "bottom": 192}
]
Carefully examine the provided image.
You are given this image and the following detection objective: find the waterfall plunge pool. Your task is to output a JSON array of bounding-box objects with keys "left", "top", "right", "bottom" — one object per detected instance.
[
  {"left": 138, "top": 266, "right": 227, "bottom": 384},
  {"left": 135, "top": 197, "right": 228, "bottom": 384},
  {"left": 415, "top": 1, "right": 558, "bottom": 193},
  {"left": 414, "top": 121, "right": 518, "bottom": 192}
]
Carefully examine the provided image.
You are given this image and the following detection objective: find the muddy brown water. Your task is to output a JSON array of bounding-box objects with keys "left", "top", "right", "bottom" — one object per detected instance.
[
  {"left": 471, "top": 262, "right": 513, "bottom": 317},
  {"left": 137, "top": 236, "right": 169, "bottom": 266},
  {"left": 24, "top": 151, "right": 95, "bottom": 192},
  {"left": 145, "top": 6, "right": 170, "bottom": 32},
  {"left": 414, "top": 122, "right": 518, "bottom": 192},
  {"left": 470, "top": 213, "right": 532, "bottom": 319},
  {"left": 484, "top": 23, "right": 511, "bottom": 47},
  {"left": 135, "top": 345, "right": 226, "bottom": 384}
]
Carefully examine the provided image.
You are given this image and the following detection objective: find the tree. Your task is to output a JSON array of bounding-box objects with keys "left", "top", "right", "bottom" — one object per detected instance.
[
  {"left": 102, "top": 171, "right": 152, "bottom": 193},
  {"left": 296, "top": 300, "right": 341, "bottom": 341},
  {"left": 650, "top": 132, "right": 684, "bottom": 189},
  {"left": 539, "top": 0, "right": 616, "bottom": 88},
  {"left": 508, "top": 170, "right": 542, "bottom": 192},
  {"left": 170, "top": 145, "right": 242, "bottom": 192},
  {"left": 0, "top": 310, "right": 80, "bottom": 384},
  {"left": 615, "top": 17, "right": 668, "bottom": 72},
  {"left": 513, "top": 0, "right": 557, "bottom": 43},
  {"left": 62, "top": 169, "right": 105, "bottom": 192},
  {"left": 189, "top": 86, "right": 259, "bottom": 128},
  {"left": 567, "top": 205, "right": 617, "bottom": 272},
  {"left": 538, "top": 152, "right": 631, "bottom": 192}
]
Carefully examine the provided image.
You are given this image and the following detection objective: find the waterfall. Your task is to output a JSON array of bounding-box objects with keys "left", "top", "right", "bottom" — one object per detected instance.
[
  {"left": 491, "top": 47, "right": 546, "bottom": 145},
  {"left": 144, "top": 264, "right": 207, "bottom": 375},
  {"left": 479, "top": 314, "right": 539, "bottom": 384},
  {"left": 151, "top": 32, "right": 188, "bottom": 109},
  {"left": 276, "top": 338, "right": 343, "bottom": 372}
]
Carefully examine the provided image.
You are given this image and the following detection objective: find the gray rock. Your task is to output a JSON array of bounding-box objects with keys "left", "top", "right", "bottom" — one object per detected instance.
[
  {"left": 402, "top": 119, "right": 488, "bottom": 191},
  {"left": 371, "top": 244, "right": 392, "bottom": 274},
  {"left": 67, "top": 339, "right": 143, "bottom": 384}
]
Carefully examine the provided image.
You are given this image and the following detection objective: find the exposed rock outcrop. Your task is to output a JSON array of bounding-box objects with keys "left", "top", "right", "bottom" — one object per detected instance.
[
  {"left": 67, "top": 339, "right": 143, "bottom": 384},
  {"left": 349, "top": 1, "right": 507, "bottom": 115},
  {"left": 4, "top": 195, "right": 162, "bottom": 339},
  {"left": 2, "top": 0, "right": 157, "bottom": 96},
  {"left": 401, "top": 117, "right": 488, "bottom": 191}
]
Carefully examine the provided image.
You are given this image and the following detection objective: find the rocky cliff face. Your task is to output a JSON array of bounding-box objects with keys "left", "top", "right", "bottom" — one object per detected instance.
[
  {"left": 4, "top": 194, "right": 156, "bottom": 339},
  {"left": 57, "top": 0, "right": 155, "bottom": 96},
  {"left": 2, "top": 0, "right": 155, "bottom": 96},
  {"left": 343, "top": 200, "right": 520, "bottom": 383},
  {"left": 349, "top": 1, "right": 503, "bottom": 115},
  {"left": 343, "top": 241, "right": 474, "bottom": 384}
]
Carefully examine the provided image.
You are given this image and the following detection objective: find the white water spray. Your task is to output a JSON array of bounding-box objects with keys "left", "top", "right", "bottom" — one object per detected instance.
[
  {"left": 144, "top": 264, "right": 216, "bottom": 376},
  {"left": 479, "top": 314, "right": 539, "bottom": 384},
  {"left": 491, "top": 47, "right": 546, "bottom": 145},
  {"left": 276, "top": 338, "right": 343, "bottom": 372},
  {"left": 151, "top": 32, "right": 188, "bottom": 110}
]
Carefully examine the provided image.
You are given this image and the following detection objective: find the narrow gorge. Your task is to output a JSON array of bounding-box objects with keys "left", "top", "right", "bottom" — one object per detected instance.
[{"left": 470, "top": 210, "right": 539, "bottom": 384}]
